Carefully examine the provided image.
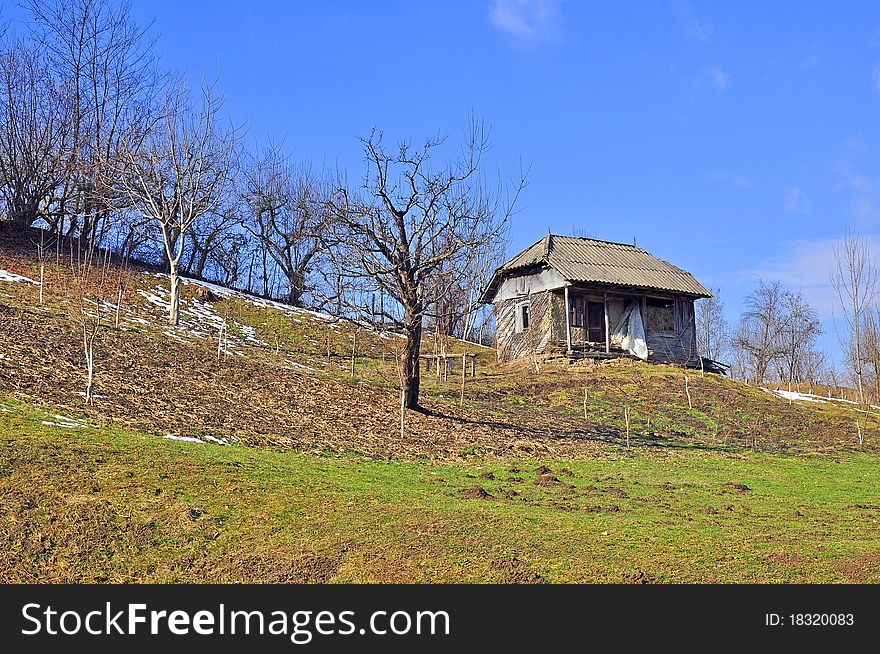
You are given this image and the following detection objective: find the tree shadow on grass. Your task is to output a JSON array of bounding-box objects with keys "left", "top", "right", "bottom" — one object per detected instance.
[{"left": 419, "top": 404, "right": 743, "bottom": 454}]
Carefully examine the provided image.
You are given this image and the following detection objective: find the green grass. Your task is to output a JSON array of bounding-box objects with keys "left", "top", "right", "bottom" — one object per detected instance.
[{"left": 3, "top": 397, "right": 879, "bottom": 583}]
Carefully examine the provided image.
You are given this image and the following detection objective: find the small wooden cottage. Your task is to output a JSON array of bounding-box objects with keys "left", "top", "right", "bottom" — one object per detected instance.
[{"left": 480, "top": 234, "right": 712, "bottom": 366}]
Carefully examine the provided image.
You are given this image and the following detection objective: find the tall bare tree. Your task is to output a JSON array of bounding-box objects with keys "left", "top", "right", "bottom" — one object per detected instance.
[
  {"left": 108, "top": 79, "right": 239, "bottom": 325},
  {"left": 831, "top": 232, "right": 877, "bottom": 404},
  {"left": 0, "top": 41, "right": 72, "bottom": 230},
  {"left": 695, "top": 285, "right": 729, "bottom": 362},
  {"left": 734, "top": 280, "right": 789, "bottom": 385},
  {"left": 326, "top": 121, "right": 524, "bottom": 409},
  {"left": 183, "top": 202, "right": 244, "bottom": 280},
  {"left": 243, "top": 146, "right": 329, "bottom": 305},
  {"left": 25, "top": 0, "right": 161, "bottom": 243},
  {"left": 859, "top": 308, "right": 880, "bottom": 403},
  {"left": 776, "top": 289, "right": 822, "bottom": 385}
]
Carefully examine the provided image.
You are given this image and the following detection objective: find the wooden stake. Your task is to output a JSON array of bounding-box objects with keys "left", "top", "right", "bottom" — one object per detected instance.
[
  {"left": 624, "top": 406, "right": 630, "bottom": 447},
  {"left": 460, "top": 352, "right": 466, "bottom": 406},
  {"left": 326, "top": 327, "right": 331, "bottom": 363},
  {"left": 217, "top": 321, "right": 226, "bottom": 361},
  {"left": 583, "top": 387, "right": 588, "bottom": 419},
  {"left": 857, "top": 420, "right": 863, "bottom": 447},
  {"left": 115, "top": 283, "right": 122, "bottom": 329}
]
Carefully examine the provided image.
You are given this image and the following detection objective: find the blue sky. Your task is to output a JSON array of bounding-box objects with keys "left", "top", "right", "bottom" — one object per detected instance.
[{"left": 13, "top": 1, "right": 880, "bottom": 363}]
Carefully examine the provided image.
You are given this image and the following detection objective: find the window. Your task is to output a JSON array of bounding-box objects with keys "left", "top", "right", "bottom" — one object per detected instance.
[
  {"left": 645, "top": 297, "right": 675, "bottom": 332},
  {"left": 515, "top": 301, "right": 531, "bottom": 333},
  {"left": 569, "top": 297, "right": 605, "bottom": 342},
  {"left": 586, "top": 302, "right": 604, "bottom": 342},
  {"left": 570, "top": 297, "right": 585, "bottom": 327}
]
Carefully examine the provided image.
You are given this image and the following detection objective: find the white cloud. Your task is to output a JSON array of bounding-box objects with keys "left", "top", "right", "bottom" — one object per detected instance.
[
  {"left": 703, "top": 65, "right": 730, "bottom": 91},
  {"left": 835, "top": 161, "right": 880, "bottom": 224},
  {"left": 672, "top": 0, "right": 713, "bottom": 42},
  {"left": 488, "top": 0, "right": 563, "bottom": 46},
  {"left": 784, "top": 186, "right": 810, "bottom": 214},
  {"left": 740, "top": 235, "right": 880, "bottom": 319}
]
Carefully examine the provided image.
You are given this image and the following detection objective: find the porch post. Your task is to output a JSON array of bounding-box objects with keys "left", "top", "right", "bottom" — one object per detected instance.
[
  {"left": 564, "top": 285, "right": 572, "bottom": 354},
  {"left": 604, "top": 291, "right": 610, "bottom": 354}
]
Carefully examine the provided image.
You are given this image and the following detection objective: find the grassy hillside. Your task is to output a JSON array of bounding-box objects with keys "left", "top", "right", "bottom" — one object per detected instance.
[
  {"left": 2, "top": 242, "right": 880, "bottom": 583},
  {"left": 2, "top": 399, "right": 879, "bottom": 583}
]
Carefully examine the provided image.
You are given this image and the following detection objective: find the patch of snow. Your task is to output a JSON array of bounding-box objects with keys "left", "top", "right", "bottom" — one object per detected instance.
[
  {"left": 0, "top": 269, "right": 37, "bottom": 284},
  {"left": 202, "top": 434, "right": 229, "bottom": 445},
  {"left": 163, "top": 434, "right": 205, "bottom": 444},
  {"left": 162, "top": 329, "right": 191, "bottom": 344},
  {"left": 76, "top": 392, "right": 105, "bottom": 399},
  {"left": 42, "top": 414, "right": 94, "bottom": 429},
  {"left": 765, "top": 387, "right": 880, "bottom": 416},
  {"left": 151, "top": 272, "right": 341, "bottom": 323},
  {"left": 285, "top": 360, "right": 319, "bottom": 373},
  {"left": 138, "top": 289, "right": 171, "bottom": 311},
  {"left": 769, "top": 389, "right": 826, "bottom": 404}
]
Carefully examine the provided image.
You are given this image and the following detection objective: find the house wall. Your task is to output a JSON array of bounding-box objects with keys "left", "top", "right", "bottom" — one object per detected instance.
[
  {"left": 646, "top": 297, "right": 698, "bottom": 366},
  {"left": 494, "top": 266, "right": 567, "bottom": 302},
  {"left": 493, "top": 280, "right": 700, "bottom": 366},
  {"left": 495, "top": 289, "right": 553, "bottom": 362}
]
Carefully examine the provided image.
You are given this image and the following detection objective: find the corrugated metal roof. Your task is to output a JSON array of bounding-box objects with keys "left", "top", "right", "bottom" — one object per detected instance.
[{"left": 482, "top": 234, "right": 711, "bottom": 301}]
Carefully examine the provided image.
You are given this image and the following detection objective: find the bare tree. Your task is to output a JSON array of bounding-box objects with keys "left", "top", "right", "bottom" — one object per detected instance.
[
  {"left": 734, "top": 280, "right": 789, "bottom": 385},
  {"left": 801, "top": 349, "right": 829, "bottom": 392},
  {"left": 242, "top": 146, "right": 329, "bottom": 305},
  {"left": 25, "top": 0, "right": 161, "bottom": 244},
  {"left": 108, "top": 78, "right": 239, "bottom": 325},
  {"left": 831, "top": 232, "right": 877, "bottom": 404},
  {"left": 695, "top": 285, "right": 729, "bottom": 361},
  {"left": 325, "top": 120, "right": 524, "bottom": 409},
  {"left": 182, "top": 202, "right": 244, "bottom": 280},
  {"left": 859, "top": 308, "right": 880, "bottom": 403},
  {"left": 0, "top": 41, "right": 72, "bottom": 230},
  {"left": 776, "top": 289, "right": 822, "bottom": 385},
  {"left": 64, "top": 243, "right": 114, "bottom": 404}
]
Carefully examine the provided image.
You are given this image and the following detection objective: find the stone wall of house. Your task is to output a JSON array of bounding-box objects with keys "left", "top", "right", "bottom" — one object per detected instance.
[{"left": 494, "top": 289, "right": 553, "bottom": 362}]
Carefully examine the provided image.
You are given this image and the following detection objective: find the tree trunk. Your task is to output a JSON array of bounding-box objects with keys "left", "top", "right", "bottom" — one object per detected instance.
[
  {"left": 169, "top": 267, "right": 181, "bottom": 326},
  {"left": 287, "top": 271, "right": 305, "bottom": 306},
  {"left": 194, "top": 249, "right": 209, "bottom": 279},
  {"left": 403, "top": 319, "right": 423, "bottom": 410}
]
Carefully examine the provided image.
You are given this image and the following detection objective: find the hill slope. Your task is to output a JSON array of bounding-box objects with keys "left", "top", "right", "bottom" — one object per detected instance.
[
  {"left": 2, "top": 243, "right": 880, "bottom": 583},
  {"left": 3, "top": 399, "right": 879, "bottom": 583},
  {"left": 0, "top": 246, "right": 876, "bottom": 459}
]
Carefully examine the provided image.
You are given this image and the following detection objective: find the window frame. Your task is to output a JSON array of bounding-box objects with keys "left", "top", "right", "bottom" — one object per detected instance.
[
  {"left": 515, "top": 300, "right": 531, "bottom": 333},
  {"left": 570, "top": 297, "right": 585, "bottom": 327},
  {"left": 645, "top": 296, "right": 676, "bottom": 334}
]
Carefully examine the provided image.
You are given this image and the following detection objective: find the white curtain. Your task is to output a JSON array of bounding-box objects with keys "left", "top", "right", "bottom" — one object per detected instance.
[{"left": 611, "top": 301, "right": 649, "bottom": 360}]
